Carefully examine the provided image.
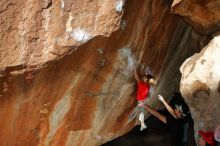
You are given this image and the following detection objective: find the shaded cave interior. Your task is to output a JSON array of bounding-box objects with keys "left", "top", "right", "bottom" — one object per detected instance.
[{"left": 102, "top": 92, "right": 196, "bottom": 146}]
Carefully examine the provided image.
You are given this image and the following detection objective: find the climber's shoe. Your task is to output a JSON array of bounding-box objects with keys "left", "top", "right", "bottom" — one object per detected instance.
[{"left": 140, "top": 124, "right": 147, "bottom": 131}]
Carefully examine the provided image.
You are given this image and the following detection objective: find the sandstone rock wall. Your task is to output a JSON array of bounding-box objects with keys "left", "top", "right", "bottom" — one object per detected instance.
[
  {"left": 171, "top": 0, "right": 220, "bottom": 34},
  {"left": 172, "top": 0, "right": 220, "bottom": 143},
  {"left": 0, "top": 0, "right": 122, "bottom": 68},
  {"left": 180, "top": 34, "right": 220, "bottom": 139},
  {"left": 0, "top": 0, "right": 208, "bottom": 146}
]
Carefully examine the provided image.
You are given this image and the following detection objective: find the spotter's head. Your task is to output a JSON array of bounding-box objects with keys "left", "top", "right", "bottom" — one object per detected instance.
[{"left": 174, "top": 104, "right": 186, "bottom": 118}]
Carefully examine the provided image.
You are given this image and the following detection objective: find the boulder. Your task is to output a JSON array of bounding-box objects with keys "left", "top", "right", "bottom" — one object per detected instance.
[{"left": 180, "top": 34, "right": 220, "bottom": 136}]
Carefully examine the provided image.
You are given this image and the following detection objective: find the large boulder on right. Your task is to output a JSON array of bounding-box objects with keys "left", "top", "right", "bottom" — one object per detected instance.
[{"left": 180, "top": 35, "right": 220, "bottom": 134}]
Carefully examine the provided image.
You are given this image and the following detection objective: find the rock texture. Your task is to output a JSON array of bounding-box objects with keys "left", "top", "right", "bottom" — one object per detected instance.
[
  {"left": 173, "top": 0, "right": 220, "bottom": 143},
  {"left": 171, "top": 0, "right": 220, "bottom": 34},
  {"left": 0, "top": 0, "right": 209, "bottom": 146},
  {"left": 180, "top": 35, "right": 220, "bottom": 138},
  {"left": 0, "top": 0, "right": 122, "bottom": 68}
]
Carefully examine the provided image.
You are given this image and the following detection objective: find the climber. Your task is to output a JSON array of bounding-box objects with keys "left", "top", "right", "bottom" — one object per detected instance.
[
  {"left": 138, "top": 95, "right": 186, "bottom": 146},
  {"left": 133, "top": 66, "right": 156, "bottom": 131},
  {"left": 198, "top": 130, "right": 216, "bottom": 146}
]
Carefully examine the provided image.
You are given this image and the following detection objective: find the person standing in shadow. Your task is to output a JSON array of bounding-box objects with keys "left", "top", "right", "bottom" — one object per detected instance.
[
  {"left": 169, "top": 91, "right": 194, "bottom": 146},
  {"left": 139, "top": 94, "right": 187, "bottom": 146}
]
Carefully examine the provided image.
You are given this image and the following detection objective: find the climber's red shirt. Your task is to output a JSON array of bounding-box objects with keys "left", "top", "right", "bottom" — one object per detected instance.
[{"left": 136, "top": 81, "right": 150, "bottom": 101}]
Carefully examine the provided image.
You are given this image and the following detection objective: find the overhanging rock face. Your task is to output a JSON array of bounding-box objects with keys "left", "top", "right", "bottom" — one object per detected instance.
[
  {"left": 180, "top": 35, "right": 220, "bottom": 135},
  {"left": 0, "top": 0, "right": 208, "bottom": 146},
  {"left": 171, "top": 0, "right": 220, "bottom": 34},
  {"left": 0, "top": 0, "right": 123, "bottom": 68}
]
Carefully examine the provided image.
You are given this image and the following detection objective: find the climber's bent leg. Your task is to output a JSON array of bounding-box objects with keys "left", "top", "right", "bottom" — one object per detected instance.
[{"left": 138, "top": 101, "right": 147, "bottom": 131}]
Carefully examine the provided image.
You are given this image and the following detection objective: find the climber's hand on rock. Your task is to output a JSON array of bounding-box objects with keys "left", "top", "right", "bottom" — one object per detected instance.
[{"left": 158, "top": 95, "right": 164, "bottom": 101}]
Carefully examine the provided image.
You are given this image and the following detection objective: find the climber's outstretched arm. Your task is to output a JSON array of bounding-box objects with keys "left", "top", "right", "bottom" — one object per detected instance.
[
  {"left": 133, "top": 67, "right": 140, "bottom": 83},
  {"left": 158, "top": 95, "right": 176, "bottom": 118},
  {"left": 139, "top": 103, "right": 166, "bottom": 124}
]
